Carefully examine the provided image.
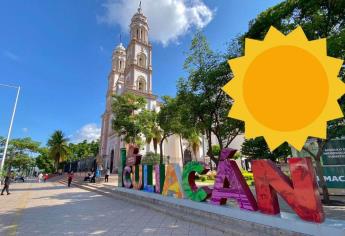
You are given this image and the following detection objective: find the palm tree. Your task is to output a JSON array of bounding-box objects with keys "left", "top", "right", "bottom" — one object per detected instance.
[
  {"left": 140, "top": 110, "right": 162, "bottom": 154},
  {"left": 187, "top": 132, "right": 201, "bottom": 161},
  {"left": 47, "top": 130, "right": 69, "bottom": 170}
]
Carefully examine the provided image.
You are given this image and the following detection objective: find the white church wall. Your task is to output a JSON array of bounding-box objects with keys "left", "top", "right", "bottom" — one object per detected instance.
[{"left": 164, "top": 135, "right": 183, "bottom": 166}]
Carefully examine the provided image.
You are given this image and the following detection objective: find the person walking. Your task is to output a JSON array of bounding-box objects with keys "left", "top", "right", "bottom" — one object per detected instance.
[
  {"left": 43, "top": 173, "right": 48, "bottom": 183},
  {"left": 67, "top": 171, "right": 74, "bottom": 187},
  {"left": 90, "top": 170, "right": 96, "bottom": 183},
  {"left": 38, "top": 173, "right": 43, "bottom": 183},
  {"left": 1, "top": 175, "right": 11, "bottom": 195},
  {"left": 105, "top": 168, "right": 110, "bottom": 183}
]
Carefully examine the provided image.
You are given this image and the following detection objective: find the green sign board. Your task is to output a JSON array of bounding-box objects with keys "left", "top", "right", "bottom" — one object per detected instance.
[
  {"left": 322, "top": 140, "right": 345, "bottom": 165},
  {"left": 322, "top": 166, "right": 345, "bottom": 188}
]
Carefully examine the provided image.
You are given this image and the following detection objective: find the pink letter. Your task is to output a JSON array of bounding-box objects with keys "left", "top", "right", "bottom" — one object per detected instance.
[{"left": 211, "top": 148, "right": 258, "bottom": 211}]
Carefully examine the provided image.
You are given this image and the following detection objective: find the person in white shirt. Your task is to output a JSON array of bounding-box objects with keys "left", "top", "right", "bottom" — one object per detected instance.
[{"left": 38, "top": 173, "right": 43, "bottom": 183}]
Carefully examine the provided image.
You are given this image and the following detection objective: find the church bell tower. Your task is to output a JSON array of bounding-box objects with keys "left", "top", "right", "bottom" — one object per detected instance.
[{"left": 124, "top": 3, "right": 153, "bottom": 96}]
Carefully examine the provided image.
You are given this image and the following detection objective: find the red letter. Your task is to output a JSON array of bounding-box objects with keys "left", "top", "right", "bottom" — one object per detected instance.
[{"left": 252, "top": 157, "right": 324, "bottom": 223}]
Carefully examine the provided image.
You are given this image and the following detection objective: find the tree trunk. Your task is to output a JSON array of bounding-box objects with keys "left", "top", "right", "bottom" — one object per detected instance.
[
  {"left": 153, "top": 139, "right": 158, "bottom": 154},
  {"left": 205, "top": 130, "right": 217, "bottom": 169},
  {"left": 179, "top": 135, "right": 184, "bottom": 166},
  {"left": 159, "top": 138, "right": 165, "bottom": 165}
]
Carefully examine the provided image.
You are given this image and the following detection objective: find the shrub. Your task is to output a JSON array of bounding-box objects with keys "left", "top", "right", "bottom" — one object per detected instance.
[
  {"left": 241, "top": 169, "right": 254, "bottom": 186},
  {"left": 200, "top": 176, "right": 207, "bottom": 182},
  {"left": 141, "top": 152, "right": 160, "bottom": 165},
  {"left": 211, "top": 145, "right": 221, "bottom": 157},
  {"left": 206, "top": 170, "right": 217, "bottom": 180}
]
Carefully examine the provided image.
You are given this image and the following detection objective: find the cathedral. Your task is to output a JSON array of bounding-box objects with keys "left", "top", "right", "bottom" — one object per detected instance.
[
  {"left": 100, "top": 5, "right": 245, "bottom": 173},
  {"left": 100, "top": 5, "right": 184, "bottom": 173}
]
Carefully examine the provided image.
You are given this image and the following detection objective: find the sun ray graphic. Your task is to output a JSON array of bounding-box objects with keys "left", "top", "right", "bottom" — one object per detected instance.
[{"left": 223, "top": 26, "right": 345, "bottom": 151}]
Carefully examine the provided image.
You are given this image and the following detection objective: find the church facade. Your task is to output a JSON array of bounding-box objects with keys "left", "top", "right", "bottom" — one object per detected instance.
[
  {"left": 100, "top": 6, "right": 183, "bottom": 173},
  {"left": 100, "top": 6, "right": 245, "bottom": 173}
]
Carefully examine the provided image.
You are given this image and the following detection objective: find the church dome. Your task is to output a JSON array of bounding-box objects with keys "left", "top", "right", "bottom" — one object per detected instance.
[
  {"left": 131, "top": 3, "right": 148, "bottom": 25},
  {"left": 115, "top": 43, "right": 126, "bottom": 52}
]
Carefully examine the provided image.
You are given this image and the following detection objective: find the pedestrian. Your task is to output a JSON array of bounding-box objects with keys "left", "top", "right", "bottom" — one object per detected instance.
[
  {"left": 38, "top": 173, "right": 43, "bottom": 183},
  {"left": 105, "top": 168, "right": 110, "bottom": 183},
  {"left": 1, "top": 174, "right": 11, "bottom": 195},
  {"left": 68, "top": 171, "right": 74, "bottom": 187},
  {"left": 90, "top": 170, "right": 96, "bottom": 183},
  {"left": 43, "top": 173, "right": 48, "bottom": 183}
]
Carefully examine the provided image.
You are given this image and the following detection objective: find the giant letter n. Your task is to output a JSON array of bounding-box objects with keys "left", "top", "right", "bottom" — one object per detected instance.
[{"left": 252, "top": 157, "right": 324, "bottom": 223}]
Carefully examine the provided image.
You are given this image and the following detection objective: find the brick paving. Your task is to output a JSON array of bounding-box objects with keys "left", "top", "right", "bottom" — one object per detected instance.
[{"left": 0, "top": 179, "right": 225, "bottom": 236}]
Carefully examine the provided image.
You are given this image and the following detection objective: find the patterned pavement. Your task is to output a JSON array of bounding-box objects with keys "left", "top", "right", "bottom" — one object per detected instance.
[{"left": 0, "top": 180, "right": 225, "bottom": 236}]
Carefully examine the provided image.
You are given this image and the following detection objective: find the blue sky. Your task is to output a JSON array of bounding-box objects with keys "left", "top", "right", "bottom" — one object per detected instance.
[{"left": 0, "top": 0, "right": 283, "bottom": 145}]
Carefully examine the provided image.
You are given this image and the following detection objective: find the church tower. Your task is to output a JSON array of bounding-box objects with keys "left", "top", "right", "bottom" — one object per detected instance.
[
  {"left": 100, "top": 43, "right": 126, "bottom": 169},
  {"left": 123, "top": 4, "right": 156, "bottom": 107},
  {"left": 100, "top": 3, "right": 159, "bottom": 173}
]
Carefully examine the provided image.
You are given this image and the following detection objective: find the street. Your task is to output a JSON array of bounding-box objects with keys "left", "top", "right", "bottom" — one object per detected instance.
[{"left": 0, "top": 179, "right": 224, "bottom": 236}]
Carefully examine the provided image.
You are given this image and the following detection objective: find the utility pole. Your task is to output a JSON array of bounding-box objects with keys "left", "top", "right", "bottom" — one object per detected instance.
[{"left": 0, "top": 84, "right": 21, "bottom": 173}]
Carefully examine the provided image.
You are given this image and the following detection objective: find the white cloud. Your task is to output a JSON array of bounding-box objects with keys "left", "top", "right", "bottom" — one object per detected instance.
[
  {"left": 98, "top": 0, "right": 214, "bottom": 46},
  {"left": 70, "top": 123, "right": 101, "bottom": 143},
  {"left": 22, "top": 128, "right": 28, "bottom": 133},
  {"left": 3, "top": 50, "right": 19, "bottom": 61}
]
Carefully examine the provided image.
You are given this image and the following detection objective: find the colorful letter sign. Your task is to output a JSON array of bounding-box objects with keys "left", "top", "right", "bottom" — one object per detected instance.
[
  {"left": 182, "top": 161, "right": 212, "bottom": 202},
  {"left": 132, "top": 165, "right": 143, "bottom": 190},
  {"left": 162, "top": 164, "right": 184, "bottom": 198},
  {"left": 154, "top": 164, "right": 165, "bottom": 194},
  {"left": 123, "top": 166, "right": 132, "bottom": 188},
  {"left": 143, "top": 165, "right": 154, "bottom": 192},
  {"left": 252, "top": 157, "right": 324, "bottom": 223},
  {"left": 119, "top": 145, "right": 325, "bottom": 223},
  {"left": 211, "top": 149, "right": 258, "bottom": 211}
]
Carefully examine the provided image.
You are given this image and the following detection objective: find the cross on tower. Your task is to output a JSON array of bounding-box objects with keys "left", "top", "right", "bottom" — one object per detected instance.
[{"left": 138, "top": 1, "right": 142, "bottom": 13}]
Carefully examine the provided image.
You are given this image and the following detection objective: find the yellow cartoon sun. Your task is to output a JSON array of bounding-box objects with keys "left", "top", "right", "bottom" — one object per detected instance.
[{"left": 223, "top": 26, "right": 345, "bottom": 151}]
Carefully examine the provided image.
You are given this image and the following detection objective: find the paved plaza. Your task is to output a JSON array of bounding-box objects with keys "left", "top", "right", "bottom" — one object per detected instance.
[{"left": 0, "top": 179, "right": 225, "bottom": 236}]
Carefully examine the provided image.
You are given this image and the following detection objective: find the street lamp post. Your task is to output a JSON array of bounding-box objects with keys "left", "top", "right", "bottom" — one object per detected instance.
[{"left": 0, "top": 84, "right": 21, "bottom": 173}]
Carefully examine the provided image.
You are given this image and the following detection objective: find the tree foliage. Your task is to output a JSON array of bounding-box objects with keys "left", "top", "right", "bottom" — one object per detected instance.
[
  {"left": 241, "top": 137, "right": 291, "bottom": 162},
  {"left": 36, "top": 147, "right": 55, "bottom": 173},
  {"left": 0, "top": 137, "right": 40, "bottom": 173},
  {"left": 177, "top": 31, "right": 244, "bottom": 166},
  {"left": 112, "top": 93, "right": 146, "bottom": 144},
  {"left": 138, "top": 110, "right": 161, "bottom": 153},
  {"left": 68, "top": 140, "right": 99, "bottom": 161},
  {"left": 47, "top": 130, "right": 69, "bottom": 169}
]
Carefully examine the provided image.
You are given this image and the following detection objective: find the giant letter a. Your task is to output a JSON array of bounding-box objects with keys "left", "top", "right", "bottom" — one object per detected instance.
[{"left": 252, "top": 157, "right": 324, "bottom": 223}]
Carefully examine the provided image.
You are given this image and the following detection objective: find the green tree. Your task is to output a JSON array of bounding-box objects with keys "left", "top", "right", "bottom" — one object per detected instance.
[
  {"left": 243, "top": 0, "right": 345, "bottom": 204},
  {"left": 68, "top": 140, "right": 99, "bottom": 161},
  {"left": 36, "top": 148, "right": 55, "bottom": 173},
  {"left": 0, "top": 137, "right": 40, "bottom": 174},
  {"left": 186, "top": 131, "right": 201, "bottom": 161},
  {"left": 47, "top": 130, "right": 69, "bottom": 170},
  {"left": 112, "top": 93, "right": 146, "bottom": 145},
  {"left": 241, "top": 137, "right": 291, "bottom": 162},
  {"left": 178, "top": 32, "right": 244, "bottom": 167},
  {"left": 138, "top": 110, "right": 162, "bottom": 154},
  {"left": 157, "top": 96, "right": 185, "bottom": 164}
]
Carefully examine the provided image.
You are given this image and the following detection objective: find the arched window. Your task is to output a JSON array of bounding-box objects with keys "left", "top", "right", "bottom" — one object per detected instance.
[
  {"left": 136, "top": 29, "right": 139, "bottom": 39},
  {"left": 137, "top": 77, "right": 146, "bottom": 92},
  {"left": 119, "top": 60, "right": 122, "bottom": 70},
  {"left": 137, "top": 53, "right": 146, "bottom": 68}
]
